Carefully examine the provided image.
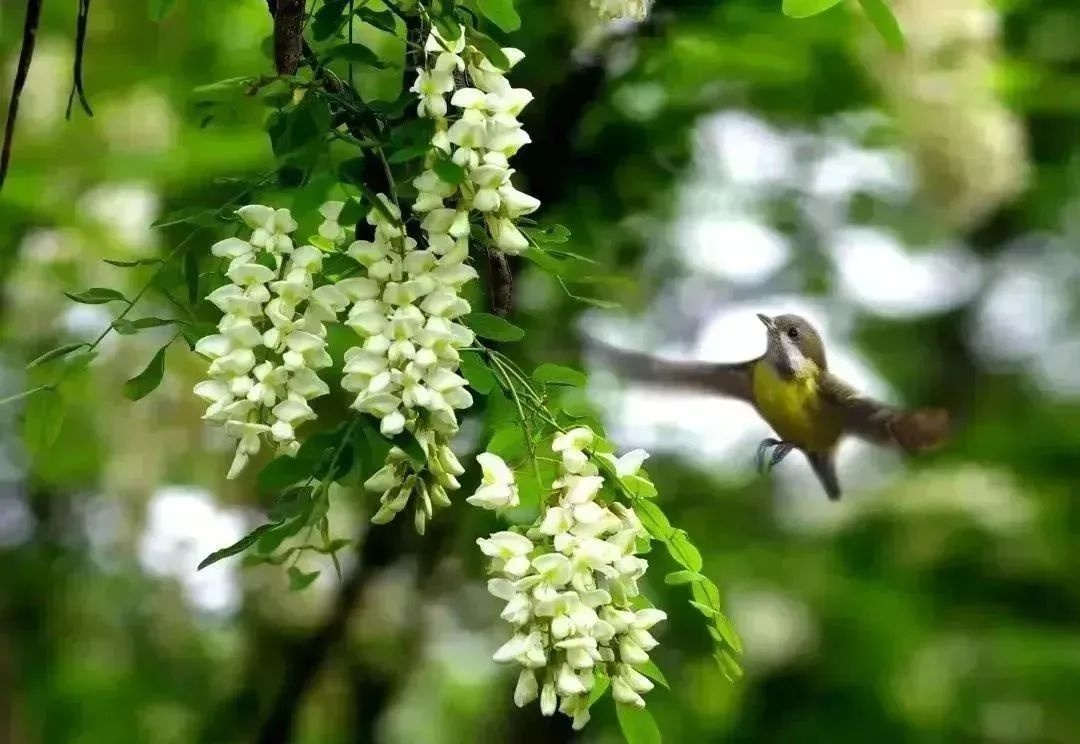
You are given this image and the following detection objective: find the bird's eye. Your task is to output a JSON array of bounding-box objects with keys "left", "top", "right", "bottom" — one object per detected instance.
[{"left": 786, "top": 327, "right": 799, "bottom": 340}]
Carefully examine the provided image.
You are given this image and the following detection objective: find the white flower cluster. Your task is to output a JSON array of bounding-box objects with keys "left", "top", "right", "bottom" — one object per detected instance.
[
  {"left": 474, "top": 427, "right": 665, "bottom": 729},
  {"left": 409, "top": 26, "right": 541, "bottom": 256},
  {"left": 590, "top": 0, "right": 652, "bottom": 22},
  {"left": 334, "top": 194, "right": 477, "bottom": 532},
  {"left": 193, "top": 205, "right": 346, "bottom": 479}
]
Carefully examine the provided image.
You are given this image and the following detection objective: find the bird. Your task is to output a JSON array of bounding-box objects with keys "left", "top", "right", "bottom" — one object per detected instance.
[{"left": 593, "top": 313, "right": 950, "bottom": 500}]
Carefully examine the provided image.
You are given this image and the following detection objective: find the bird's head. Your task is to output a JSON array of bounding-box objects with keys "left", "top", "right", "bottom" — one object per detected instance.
[{"left": 757, "top": 313, "right": 828, "bottom": 375}]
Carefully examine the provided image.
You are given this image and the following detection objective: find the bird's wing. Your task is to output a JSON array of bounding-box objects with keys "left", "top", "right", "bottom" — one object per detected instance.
[
  {"left": 592, "top": 340, "right": 757, "bottom": 403},
  {"left": 820, "top": 373, "right": 950, "bottom": 454}
]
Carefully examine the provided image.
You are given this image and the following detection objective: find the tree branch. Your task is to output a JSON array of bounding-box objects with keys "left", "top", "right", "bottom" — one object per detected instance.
[
  {"left": 487, "top": 248, "right": 513, "bottom": 317},
  {"left": 65, "top": 0, "right": 94, "bottom": 119},
  {"left": 273, "top": 0, "right": 305, "bottom": 76},
  {"left": 1, "top": 0, "right": 46, "bottom": 192}
]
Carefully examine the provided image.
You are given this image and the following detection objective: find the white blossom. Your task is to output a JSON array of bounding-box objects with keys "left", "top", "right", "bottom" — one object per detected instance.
[
  {"left": 410, "top": 26, "right": 541, "bottom": 261},
  {"left": 193, "top": 205, "right": 337, "bottom": 478},
  {"left": 470, "top": 428, "right": 665, "bottom": 729},
  {"left": 590, "top": 0, "right": 652, "bottom": 22},
  {"left": 317, "top": 199, "right": 357, "bottom": 246}
]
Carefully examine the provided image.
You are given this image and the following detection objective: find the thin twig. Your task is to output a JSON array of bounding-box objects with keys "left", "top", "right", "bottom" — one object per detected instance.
[
  {"left": 1, "top": 0, "right": 45, "bottom": 191},
  {"left": 66, "top": 0, "right": 94, "bottom": 119}
]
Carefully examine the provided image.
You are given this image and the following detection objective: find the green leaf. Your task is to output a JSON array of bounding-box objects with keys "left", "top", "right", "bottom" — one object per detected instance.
[
  {"left": 521, "top": 224, "right": 571, "bottom": 245},
  {"left": 64, "top": 349, "right": 98, "bottom": 375},
  {"left": 431, "top": 11, "right": 462, "bottom": 43},
  {"left": 635, "top": 659, "right": 670, "bottom": 690},
  {"left": 634, "top": 499, "right": 673, "bottom": 540},
  {"left": 112, "top": 319, "right": 138, "bottom": 336},
  {"left": 466, "top": 313, "right": 524, "bottom": 342},
  {"left": 714, "top": 648, "right": 743, "bottom": 682},
  {"left": 587, "top": 673, "right": 610, "bottom": 707},
  {"left": 288, "top": 566, "right": 321, "bottom": 590},
  {"left": 198, "top": 524, "right": 278, "bottom": 570},
  {"left": 486, "top": 425, "right": 527, "bottom": 461},
  {"left": 255, "top": 251, "right": 278, "bottom": 270},
  {"left": 183, "top": 251, "right": 200, "bottom": 306},
  {"left": 533, "top": 363, "right": 586, "bottom": 388},
  {"left": 390, "top": 429, "right": 427, "bottom": 466},
  {"left": 149, "top": 0, "right": 177, "bottom": 22},
  {"left": 689, "top": 600, "right": 718, "bottom": 618},
  {"left": 104, "top": 257, "right": 162, "bottom": 267},
  {"left": 181, "top": 323, "right": 216, "bottom": 350},
  {"left": 26, "top": 343, "right": 88, "bottom": 370},
  {"left": 781, "top": 0, "right": 843, "bottom": 18},
  {"left": 468, "top": 30, "right": 511, "bottom": 71},
  {"left": 324, "top": 43, "right": 388, "bottom": 68},
  {"left": 616, "top": 703, "right": 662, "bottom": 744},
  {"left": 312, "top": 0, "right": 349, "bottom": 40},
  {"left": 356, "top": 183, "right": 397, "bottom": 224},
  {"left": 667, "top": 530, "right": 703, "bottom": 572},
  {"left": 858, "top": 0, "right": 905, "bottom": 51},
  {"left": 432, "top": 156, "right": 466, "bottom": 185},
  {"left": 318, "top": 538, "right": 352, "bottom": 554},
  {"left": 23, "top": 388, "right": 65, "bottom": 458},
  {"left": 512, "top": 458, "right": 557, "bottom": 517},
  {"left": 357, "top": 7, "right": 399, "bottom": 35},
  {"left": 267, "top": 487, "right": 314, "bottom": 522},
  {"left": 338, "top": 198, "right": 365, "bottom": 227},
  {"left": 622, "top": 474, "right": 657, "bottom": 499},
  {"left": 123, "top": 345, "right": 167, "bottom": 401},
  {"left": 256, "top": 515, "right": 308, "bottom": 554},
  {"left": 664, "top": 570, "right": 705, "bottom": 586},
  {"left": 258, "top": 456, "right": 312, "bottom": 495},
  {"left": 65, "top": 287, "right": 127, "bottom": 305},
  {"left": 132, "top": 317, "right": 179, "bottom": 330},
  {"left": 691, "top": 576, "right": 722, "bottom": 610},
  {"left": 714, "top": 611, "right": 744, "bottom": 654},
  {"left": 477, "top": 0, "right": 521, "bottom": 32},
  {"left": 459, "top": 351, "right": 497, "bottom": 394},
  {"left": 387, "top": 145, "right": 430, "bottom": 164},
  {"left": 268, "top": 96, "right": 332, "bottom": 157}
]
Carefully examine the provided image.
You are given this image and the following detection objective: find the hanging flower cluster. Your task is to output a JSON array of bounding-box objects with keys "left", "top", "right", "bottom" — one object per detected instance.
[
  {"left": 472, "top": 427, "right": 665, "bottom": 729},
  {"left": 193, "top": 206, "right": 346, "bottom": 479},
  {"left": 334, "top": 193, "right": 477, "bottom": 533},
  {"left": 410, "top": 26, "right": 541, "bottom": 256}
]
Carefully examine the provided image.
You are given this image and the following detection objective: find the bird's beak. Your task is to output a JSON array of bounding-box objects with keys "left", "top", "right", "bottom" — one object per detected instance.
[{"left": 756, "top": 314, "right": 775, "bottom": 332}]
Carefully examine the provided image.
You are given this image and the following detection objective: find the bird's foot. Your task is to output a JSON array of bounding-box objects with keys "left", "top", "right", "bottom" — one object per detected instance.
[{"left": 755, "top": 438, "right": 796, "bottom": 474}]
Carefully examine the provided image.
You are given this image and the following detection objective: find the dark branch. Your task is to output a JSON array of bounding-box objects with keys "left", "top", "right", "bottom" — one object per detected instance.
[
  {"left": 1, "top": 0, "right": 46, "bottom": 192},
  {"left": 66, "top": 0, "right": 94, "bottom": 120},
  {"left": 487, "top": 249, "right": 513, "bottom": 317},
  {"left": 273, "top": 0, "right": 305, "bottom": 76}
]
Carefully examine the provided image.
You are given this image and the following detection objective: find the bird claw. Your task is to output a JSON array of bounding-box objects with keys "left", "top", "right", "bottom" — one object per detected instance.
[{"left": 755, "top": 438, "right": 795, "bottom": 474}]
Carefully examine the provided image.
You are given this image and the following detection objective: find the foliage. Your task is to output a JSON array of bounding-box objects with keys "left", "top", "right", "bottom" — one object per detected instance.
[{"left": 8, "top": 0, "right": 1080, "bottom": 743}]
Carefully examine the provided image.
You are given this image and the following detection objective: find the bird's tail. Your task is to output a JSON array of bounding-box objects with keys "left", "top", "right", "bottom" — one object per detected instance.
[
  {"left": 805, "top": 451, "right": 841, "bottom": 501},
  {"left": 889, "top": 408, "right": 951, "bottom": 454}
]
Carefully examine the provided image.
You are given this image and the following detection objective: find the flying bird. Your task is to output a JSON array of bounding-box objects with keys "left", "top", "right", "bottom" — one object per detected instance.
[{"left": 595, "top": 313, "right": 950, "bottom": 500}]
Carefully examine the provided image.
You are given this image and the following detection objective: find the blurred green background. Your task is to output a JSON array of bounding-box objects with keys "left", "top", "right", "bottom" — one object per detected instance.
[{"left": 3, "top": 0, "right": 1080, "bottom": 742}]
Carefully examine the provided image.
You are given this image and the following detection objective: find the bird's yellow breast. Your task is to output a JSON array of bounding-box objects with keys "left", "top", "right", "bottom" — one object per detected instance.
[{"left": 751, "top": 360, "right": 843, "bottom": 451}]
